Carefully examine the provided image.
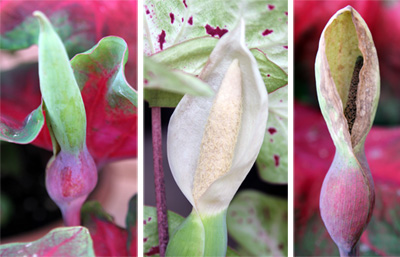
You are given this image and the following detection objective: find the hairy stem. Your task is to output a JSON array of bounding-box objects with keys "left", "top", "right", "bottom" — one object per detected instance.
[{"left": 151, "top": 107, "right": 169, "bottom": 257}]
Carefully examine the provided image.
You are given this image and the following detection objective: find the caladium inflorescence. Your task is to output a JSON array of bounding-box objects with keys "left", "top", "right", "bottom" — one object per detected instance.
[
  {"left": 166, "top": 20, "right": 268, "bottom": 256},
  {"left": 315, "top": 6, "right": 380, "bottom": 257},
  {"left": 33, "top": 11, "right": 97, "bottom": 227}
]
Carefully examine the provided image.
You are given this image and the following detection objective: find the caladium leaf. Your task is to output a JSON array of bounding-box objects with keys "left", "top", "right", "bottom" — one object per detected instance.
[
  {"left": 0, "top": 36, "right": 138, "bottom": 164},
  {"left": 146, "top": 39, "right": 287, "bottom": 108},
  {"left": 144, "top": 56, "right": 213, "bottom": 107},
  {"left": 71, "top": 36, "right": 137, "bottom": 165},
  {"left": 143, "top": 206, "right": 186, "bottom": 257},
  {"left": 227, "top": 190, "right": 288, "bottom": 257},
  {"left": 144, "top": 0, "right": 287, "bottom": 70},
  {"left": 0, "top": 1, "right": 96, "bottom": 56},
  {"left": 0, "top": 227, "right": 95, "bottom": 257},
  {"left": 81, "top": 201, "right": 130, "bottom": 257},
  {"left": 0, "top": 103, "right": 44, "bottom": 144},
  {"left": 257, "top": 85, "right": 288, "bottom": 184},
  {"left": 126, "top": 195, "right": 138, "bottom": 256}
]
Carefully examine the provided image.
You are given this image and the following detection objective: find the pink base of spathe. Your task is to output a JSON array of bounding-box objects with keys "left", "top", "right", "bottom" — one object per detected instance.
[
  {"left": 320, "top": 150, "right": 375, "bottom": 255},
  {"left": 46, "top": 147, "right": 98, "bottom": 226}
]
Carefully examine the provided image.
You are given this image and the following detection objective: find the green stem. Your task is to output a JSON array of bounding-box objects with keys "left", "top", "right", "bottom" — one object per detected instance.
[{"left": 201, "top": 210, "right": 228, "bottom": 257}]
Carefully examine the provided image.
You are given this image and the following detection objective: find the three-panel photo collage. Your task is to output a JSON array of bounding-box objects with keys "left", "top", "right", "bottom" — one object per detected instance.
[{"left": 1, "top": 0, "right": 399, "bottom": 256}]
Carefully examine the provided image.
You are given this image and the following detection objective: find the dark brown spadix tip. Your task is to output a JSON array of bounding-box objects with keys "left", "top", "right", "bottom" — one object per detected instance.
[{"left": 344, "top": 56, "right": 363, "bottom": 136}]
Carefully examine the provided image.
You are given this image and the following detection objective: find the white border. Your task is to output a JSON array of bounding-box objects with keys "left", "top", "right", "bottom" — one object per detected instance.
[
  {"left": 288, "top": 0, "right": 294, "bottom": 256},
  {"left": 137, "top": 0, "right": 144, "bottom": 255}
]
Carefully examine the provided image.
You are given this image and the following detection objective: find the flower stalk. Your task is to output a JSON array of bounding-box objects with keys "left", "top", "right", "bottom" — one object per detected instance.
[{"left": 315, "top": 6, "right": 380, "bottom": 256}]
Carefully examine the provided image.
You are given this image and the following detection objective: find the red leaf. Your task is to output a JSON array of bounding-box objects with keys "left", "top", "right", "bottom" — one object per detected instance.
[{"left": 88, "top": 217, "right": 129, "bottom": 257}]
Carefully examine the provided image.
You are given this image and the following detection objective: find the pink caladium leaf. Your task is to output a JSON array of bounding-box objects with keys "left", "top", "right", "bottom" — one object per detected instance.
[
  {"left": 0, "top": 0, "right": 137, "bottom": 85},
  {"left": 0, "top": 36, "right": 137, "bottom": 165},
  {"left": 294, "top": 102, "right": 400, "bottom": 256},
  {"left": 0, "top": 227, "right": 95, "bottom": 257},
  {"left": 81, "top": 201, "right": 134, "bottom": 257}
]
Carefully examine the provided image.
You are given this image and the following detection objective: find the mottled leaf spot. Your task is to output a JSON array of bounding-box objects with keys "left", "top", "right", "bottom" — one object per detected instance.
[
  {"left": 274, "top": 154, "right": 280, "bottom": 167},
  {"left": 268, "top": 127, "right": 277, "bottom": 135},
  {"left": 61, "top": 167, "right": 84, "bottom": 197},
  {"left": 144, "top": 79, "right": 148, "bottom": 84},
  {"left": 270, "top": 139, "right": 273, "bottom": 143},
  {"left": 280, "top": 99, "right": 283, "bottom": 103},
  {"left": 279, "top": 243, "right": 284, "bottom": 250},
  {"left": 285, "top": 11, "right": 288, "bottom": 15},
  {"left": 148, "top": 217, "right": 152, "bottom": 221},
  {"left": 183, "top": 0, "right": 187, "bottom": 8},
  {"left": 145, "top": 246, "right": 160, "bottom": 256},
  {"left": 144, "top": 220, "right": 147, "bottom": 225},
  {"left": 144, "top": 238, "right": 148, "bottom": 242},
  {"left": 231, "top": 211, "right": 237, "bottom": 217},
  {"left": 283, "top": 45, "right": 288, "bottom": 49},
  {"left": 158, "top": 30, "right": 166, "bottom": 50},
  {"left": 238, "top": 218, "right": 243, "bottom": 224},
  {"left": 182, "top": 17, "right": 184, "bottom": 22},
  {"left": 205, "top": 24, "right": 228, "bottom": 38},
  {"left": 268, "top": 4, "right": 275, "bottom": 10},
  {"left": 169, "top": 13, "right": 174, "bottom": 24},
  {"left": 267, "top": 74, "right": 271, "bottom": 77},
  {"left": 247, "top": 218, "right": 253, "bottom": 224},
  {"left": 146, "top": 10, "right": 150, "bottom": 15},
  {"left": 249, "top": 208, "right": 255, "bottom": 214},
  {"left": 188, "top": 16, "right": 193, "bottom": 25},
  {"left": 262, "top": 29, "right": 273, "bottom": 36}
]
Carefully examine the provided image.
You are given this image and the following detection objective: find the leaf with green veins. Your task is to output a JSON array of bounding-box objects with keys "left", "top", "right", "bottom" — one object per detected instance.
[
  {"left": 0, "top": 227, "right": 95, "bottom": 257},
  {"left": 143, "top": 206, "right": 186, "bottom": 256},
  {"left": 0, "top": 103, "right": 44, "bottom": 144},
  {"left": 151, "top": 36, "right": 218, "bottom": 75},
  {"left": 144, "top": 57, "right": 213, "bottom": 96},
  {"left": 71, "top": 36, "right": 138, "bottom": 165},
  {"left": 0, "top": 2, "right": 97, "bottom": 56},
  {"left": 227, "top": 190, "right": 288, "bottom": 257},
  {"left": 0, "top": 36, "right": 138, "bottom": 164},
  {"left": 250, "top": 49, "right": 288, "bottom": 93},
  {"left": 144, "top": 206, "right": 239, "bottom": 256},
  {"left": 144, "top": 0, "right": 287, "bottom": 70},
  {"left": 257, "top": 85, "right": 288, "bottom": 184}
]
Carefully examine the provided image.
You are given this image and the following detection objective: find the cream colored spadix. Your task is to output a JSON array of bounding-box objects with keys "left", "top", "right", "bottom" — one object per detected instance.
[
  {"left": 192, "top": 59, "right": 242, "bottom": 204},
  {"left": 167, "top": 19, "right": 268, "bottom": 215}
]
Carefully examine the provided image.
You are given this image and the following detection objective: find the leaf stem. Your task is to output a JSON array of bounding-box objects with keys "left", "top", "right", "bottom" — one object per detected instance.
[{"left": 151, "top": 107, "right": 169, "bottom": 257}]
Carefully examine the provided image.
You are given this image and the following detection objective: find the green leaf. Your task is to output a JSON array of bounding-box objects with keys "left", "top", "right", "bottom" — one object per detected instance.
[
  {"left": 126, "top": 194, "right": 137, "bottom": 253},
  {"left": 144, "top": 0, "right": 287, "bottom": 71},
  {"left": 0, "top": 227, "right": 95, "bottom": 257},
  {"left": 151, "top": 37, "right": 218, "bottom": 75},
  {"left": 0, "top": 4, "right": 96, "bottom": 57},
  {"left": 257, "top": 85, "right": 288, "bottom": 183},
  {"left": 250, "top": 49, "right": 288, "bottom": 93},
  {"left": 144, "top": 56, "right": 213, "bottom": 107},
  {"left": 0, "top": 104, "right": 44, "bottom": 144},
  {"left": 143, "top": 206, "right": 185, "bottom": 256},
  {"left": 227, "top": 190, "right": 288, "bottom": 257}
]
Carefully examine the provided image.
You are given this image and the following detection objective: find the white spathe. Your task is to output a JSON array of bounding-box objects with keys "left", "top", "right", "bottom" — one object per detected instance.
[{"left": 167, "top": 20, "right": 269, "bottom": 215}]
